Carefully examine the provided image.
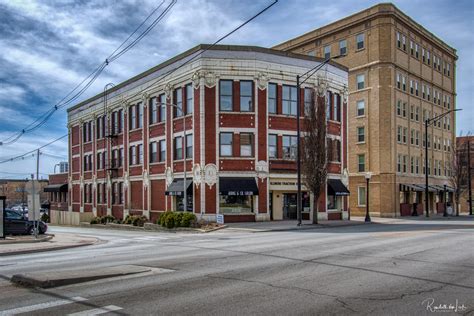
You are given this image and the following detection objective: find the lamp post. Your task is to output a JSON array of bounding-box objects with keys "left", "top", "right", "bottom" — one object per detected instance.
[
  {"left": 423, "top": 109, "right": 461, "bottom": 217},
  {"left": 364, "top": 172, "right": 372, "bottom": 223},
  {"left": 443, "top": 184, "right": 448, "bottom": 217},
  {"left": 296, "top": 54, "right": 345, "bottom": 226},
  {"left": 158, "top": 101, "right": 187, "bottom": 212}
]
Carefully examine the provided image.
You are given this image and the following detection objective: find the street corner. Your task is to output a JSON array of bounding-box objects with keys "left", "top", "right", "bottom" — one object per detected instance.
[{"left": 0, "top": 232, "right": 101, "bottom": 257}]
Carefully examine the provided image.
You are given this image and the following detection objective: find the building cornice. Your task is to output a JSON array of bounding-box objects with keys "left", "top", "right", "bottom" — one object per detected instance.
[{"left": 272, "top": 3, "right": 457, "bottom": 59}]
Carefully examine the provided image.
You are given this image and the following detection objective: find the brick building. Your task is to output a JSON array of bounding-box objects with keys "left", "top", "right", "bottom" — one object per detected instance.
[
  {"left": 274, "top": 3, "right": 457, "bottom": 217},
  {"left": 64, "top": 45, "right": 349, "bottom": 223},
  {"left": 456, "top": 136, "right": 473, "bottom": 214},
  {"left": 0, "top": 179, "right": 49, "bottom": 208}
]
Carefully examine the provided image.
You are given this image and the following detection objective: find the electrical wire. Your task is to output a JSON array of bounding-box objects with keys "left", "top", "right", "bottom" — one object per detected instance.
[
  {"left": 120, "top": 0, "right": 278, "bottom": 105},
  {"left": 0, "top": 134, "right": 68, "bottom": 164},
  {"left": 1, "top": 0, "right": 175, "bottom": 146}
]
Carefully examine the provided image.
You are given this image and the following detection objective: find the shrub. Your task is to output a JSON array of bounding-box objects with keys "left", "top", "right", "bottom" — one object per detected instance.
[
  {"left": 174, "top": 212, "right": 184, "bottom": 227},
  {"left": 164, "top": 213, "right": 175, "bottom": 229},
  {"left": 159, "top": 211, "right": 173, "bottom": 227},
  {"left": 90, "top": 216, "right": 101, "bottom": 224},
  {"left": 181, "top": 212, "right": 197, "bottom": 227},
  {"left": 100, "top": 215, "right": 115, "bottom": 224},
  {"left": 123, "top": 215, "right": 133, "bottom": 225},
  {"left": 132, "top": 215, "right": 147, "bottom": 227},
  {"left": 41, "top": 213, "right": 50, "bottom": 223}
]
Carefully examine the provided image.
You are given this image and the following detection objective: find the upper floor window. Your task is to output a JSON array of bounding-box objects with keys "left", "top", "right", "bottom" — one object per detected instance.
[
  {"left": 129, "top": 103, "right": 143, "bottom": 130},
  {"left": 422, "top": 48, "right": 426, "bottom": 63},
  {"left": 268, "top": 134, "right": 277, "bottom": 158},
  {"left": 220, "top": 80, "right": 233, "bottom": 112},
  {"left": 282, "top": 85, "right": 297, "bottom": 116},
  {"left": 356, "top": 33, "right": 364, "bottom": 50},
  {"left": 339, "top": 39, "right": 347, "bottom": 55},
  {"left": 220, "top": 132, "right": 233, "bottom": 157},
  {"left": 402, "top": 76, "right": 406, "bottom": 91},
  {"left": 186, "top": 134, "right": 193, "bottom": 159},
  {"left": 129, "top": 144, "right": 142, "bottom": 166},
  {"left": 356, "top": 100, "right": 365, "bottom": 116},
  {"left": 240, "top": 133, "right": 254, "bottom": 157},
  {"left": 82, "top": 121, "right": 92, "bottom": 143},
  {"left": 402, "top": 35, "right": 406, "bottom": 51},
  {"left": 159, "top": 94, "right": 166, "bottom": 122},
  {"left": 415, "top": 43, "right": 419, "bottom": 58},
  {"left": 268, "top": 83, "right": 277, "bottom": 114},
  {"left": 282, "top": 135, "right": 297, "bottom": 159},
  {"left": 356, "top": 74, "right": 365, "bottom": 90},
  {"left": 358, "top": 154, "right": 365, "bottom": 172},
  {"left": 112, "top": 109, "right": 123, "bottom": 135},
  {"left": 357, "top": 126, "right": 365, "bottom": 142},
  {"left": 149, "top": 97, "right": 158, "bottom": 125},
  {"left": 186, "top": 84, "right": 193, "bottom": 115},
  {"left": 240, "top": 81, "right": 253, "bottom": 112},
  {"left": 159, "top": 140, "right": 166, "bottom": 162},
  {"left": 174, "top": 136, "right": 183, "bottom": 160},
  {"left": 174, "top": 88, "right": 183, "bottom": 117},
  {"left": 324, "top": 45, "right": 331, "bottom": 59},
  {"left": 427, "top": 50, "right": 431, "bottom": 65},
  {"left": 397, "top": 32, "right": 401, "bottom": 48},
  {"left": 150, "top": 142, "right": 158, "bottom": 163}
]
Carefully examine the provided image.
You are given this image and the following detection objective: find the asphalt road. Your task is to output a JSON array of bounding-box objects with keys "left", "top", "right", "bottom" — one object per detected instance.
[{"left": 0, "top": 218, "right": 473, "bottom": 315}]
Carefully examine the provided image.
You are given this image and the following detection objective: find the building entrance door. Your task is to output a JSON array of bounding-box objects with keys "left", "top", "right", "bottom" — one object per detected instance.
[{"left": 283, "top": 193, "right": 297, "bottom": 219}]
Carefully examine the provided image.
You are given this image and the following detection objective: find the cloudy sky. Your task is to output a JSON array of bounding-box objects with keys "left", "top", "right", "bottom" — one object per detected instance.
[{"left": 0, "top": 0, "right": 473, "bottom": 179}]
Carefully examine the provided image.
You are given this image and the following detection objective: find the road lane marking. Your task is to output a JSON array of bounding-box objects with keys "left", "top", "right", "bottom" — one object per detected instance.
[
  {"left": 0, "top": 296, "right": 87, "bottom": 316},
  {"left": 68, "top": 305, "right": 122, "bottom": 315}
]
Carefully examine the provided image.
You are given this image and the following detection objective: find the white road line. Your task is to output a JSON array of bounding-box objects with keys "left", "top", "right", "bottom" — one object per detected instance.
[
  {"left": 68, "top": 305, "right": 122, "bottom": 316},
  {"left": 0, "top": 296, "right": 87, "bottom": 316}
]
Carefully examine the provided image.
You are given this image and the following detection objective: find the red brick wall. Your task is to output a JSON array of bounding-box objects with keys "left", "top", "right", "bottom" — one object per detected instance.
[
  {"left": 130, "top": 180, "right": 143, "bottom": 210},
  {"left": 205, "top": 86, "right": 216, "bottom": 214}
]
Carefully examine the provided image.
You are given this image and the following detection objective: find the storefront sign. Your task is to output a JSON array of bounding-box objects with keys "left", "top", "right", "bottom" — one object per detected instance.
[
  {"left": 216, "top": 214, "right": 224, "bottom": 224},
  {"left": 227, "top": 191, "right": 255, "bottom": 196}
]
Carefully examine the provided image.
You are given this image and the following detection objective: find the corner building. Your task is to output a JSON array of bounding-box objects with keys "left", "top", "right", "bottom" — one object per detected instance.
[
  {"left": 66, "top": 45, "right": 348, "bottom": 223},
  {"left": 274, "top": 3, "right": 457, "bottom": 217}
]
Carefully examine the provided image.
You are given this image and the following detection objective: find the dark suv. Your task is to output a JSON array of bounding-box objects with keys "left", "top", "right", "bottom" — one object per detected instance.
[{"left": 4, "top": 210, "right": 48, "bottom": 235}]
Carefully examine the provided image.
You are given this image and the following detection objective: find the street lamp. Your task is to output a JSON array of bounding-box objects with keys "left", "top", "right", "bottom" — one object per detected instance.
[
  {"left": 296, "top": 54, "right": 346, "bottom": 226},
  {"left": 158, "top": 101, "right": 188, "bottom": 212},
  {"left": 364, "top": 172, "right": 372, "bottom": 223},
  {"left": 423, "top": 109, "right": 461, "bottom": 217}
]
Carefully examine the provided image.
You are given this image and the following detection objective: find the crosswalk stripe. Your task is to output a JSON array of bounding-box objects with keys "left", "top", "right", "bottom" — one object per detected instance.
[
  {"left": 0, "top": 296, "right": 87, "bottom": 316},
  {"left": 68, "top": 305, "right": 122, "bottom": 316}
]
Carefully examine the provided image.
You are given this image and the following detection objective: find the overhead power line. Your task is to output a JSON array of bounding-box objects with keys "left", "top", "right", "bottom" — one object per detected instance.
[
  {"left": 123, "top": 0, "right": 279, "bottom": 104},
  {"left": 0, "top": 134, "right": 68, "bottom": 164},
  {"left": 0, "top": 0, "right": 176, "bottom": 146}
]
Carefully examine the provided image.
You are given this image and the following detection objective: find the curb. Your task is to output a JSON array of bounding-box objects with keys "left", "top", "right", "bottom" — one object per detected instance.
[
  {"left": 79, "top": 222, "right": 226, "bottom": 233},
  {"left": 225, "top": 221, "right": 370, "bottom": 233},
  {"left": 0, "top": 238, "right": 100, "bottom": 257},
  {"left": 0, "top": 234, "right": 54, "bottom": 244}
]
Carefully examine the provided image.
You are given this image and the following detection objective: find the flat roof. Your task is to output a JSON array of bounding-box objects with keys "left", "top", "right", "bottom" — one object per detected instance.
[{"left": 67, "top": 44, "right": 348, "bottom": 113}]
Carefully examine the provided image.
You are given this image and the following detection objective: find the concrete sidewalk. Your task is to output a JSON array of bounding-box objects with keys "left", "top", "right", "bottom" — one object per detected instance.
[
  {"left": 225, "top": 219, "right": 366, "bottom": 232},
  {"left": 0, "top": 233, "right": 100, "bottom": 256}
]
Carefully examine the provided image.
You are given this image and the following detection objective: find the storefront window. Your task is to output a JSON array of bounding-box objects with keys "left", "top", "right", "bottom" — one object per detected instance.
[
  {"left": 327, "top": 195, "right": 338, "bottom": 210},
  {"left": 219, "top": 195, "right": 253, "bottom": 214}
]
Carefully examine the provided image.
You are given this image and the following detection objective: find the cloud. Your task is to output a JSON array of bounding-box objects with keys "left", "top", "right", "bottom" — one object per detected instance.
[{"left": 0, "top": 0, "right": 472, "bottom": 177}]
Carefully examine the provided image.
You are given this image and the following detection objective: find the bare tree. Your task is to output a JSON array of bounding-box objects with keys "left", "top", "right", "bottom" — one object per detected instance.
[
  {"left": 302, "top": 90, "right": 327, "bottom": 224},
  {"left": 450, "top": 134, "right": 470, "bottom": 215}
]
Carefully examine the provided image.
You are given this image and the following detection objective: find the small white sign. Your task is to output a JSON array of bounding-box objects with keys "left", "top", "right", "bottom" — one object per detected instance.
[{"left": 216, "top": 214, "right": 224, "bottom": 225}]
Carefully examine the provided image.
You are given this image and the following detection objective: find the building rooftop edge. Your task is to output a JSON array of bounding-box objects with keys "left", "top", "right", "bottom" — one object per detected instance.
[
  {"left": 272, "top": 2, "right": 457, "bottom": 57},
  {"left": 67, "top": 44, "right": 348, "bottom": 113}
]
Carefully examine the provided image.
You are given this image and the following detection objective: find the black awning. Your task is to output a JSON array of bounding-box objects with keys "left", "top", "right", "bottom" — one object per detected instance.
[
  {"left": 327, "top": 179, "right": 350, "bottom": 196},
  {"left": 219, "top": 177, "right": 259, "bottom": 196},
  {"left": 165, "top": 179, "right": 192, "bottom": 196},
  {"left": 44, "top": 183, "right": 68, "bottom": 192},
  {"left": 400, "top": 184, "right": 424, "bottom": 192}
]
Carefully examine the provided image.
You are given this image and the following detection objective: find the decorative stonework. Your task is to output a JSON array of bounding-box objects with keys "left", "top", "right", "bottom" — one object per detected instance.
[
  {"left": 256, "top": 160, "right": 269, "bottom": 180},
  {"left": 256, "top": 72, "right": 268, "bottom": 90},
  {"left": 192, "top": 164, "right": 203, "bottom": 187},
  {"left": 203, "top": 164, "right": 218, "bottom": 188},
  {"left": 141, "top": 92, "right": 149, "bottom": 106},
  {"left": 165, "top": 167, "right": 174, "bottom": 187},
  {"left": 143, "top": 170, "right": 150, "bottom": 188},
  {"left": 317, "top": 77, "right": 328, "bottom": 97},
  {"left": 92, "top": 175, "right": 97, "bottom": 189},
  {"left": 164, "top": 83, "right": 173, "bottom": 98},
  {"left": 204, "top": 72, "right": 217, "bottom": 88},
  {"left": 192, "top": 71, "right": 202, "bottom": 89},
  {"left": 106, "top": 174, "right": 111, "bottom": 189},
  {"left": 123, "top": 171, "right": 130, "bottom": 189},
  {"left": 341, "top": 86, "right": 349, "bottom": 103}
]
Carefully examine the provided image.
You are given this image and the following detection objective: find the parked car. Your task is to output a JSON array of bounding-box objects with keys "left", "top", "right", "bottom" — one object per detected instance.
[{"left": 4, "top": 210, "right": 48, "bottom": 235}]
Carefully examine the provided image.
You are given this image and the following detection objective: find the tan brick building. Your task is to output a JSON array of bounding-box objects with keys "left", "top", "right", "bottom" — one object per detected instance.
[
  {"left": 0, "top": 179, "right": 49, "bottom": 208},
  {"left": 456, "top": 136, "right": 473, "bottom": 214},
  {"left": 274, "top": 3, "right": 457, "bottom": 217}
]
